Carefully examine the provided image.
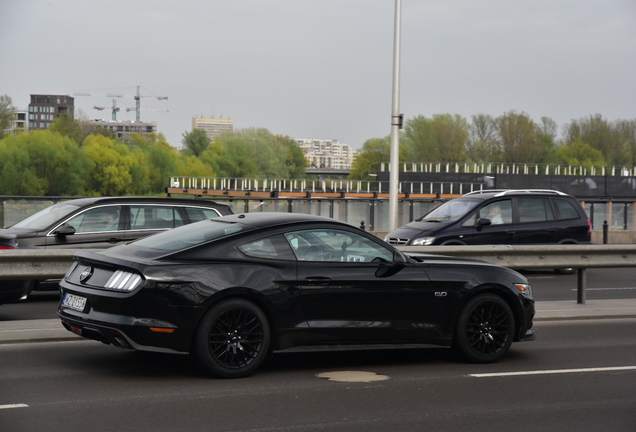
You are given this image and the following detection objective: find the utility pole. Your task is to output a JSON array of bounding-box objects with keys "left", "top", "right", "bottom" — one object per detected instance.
[{"left": 389, "top": 0, "right": 403, "bottom": 231}]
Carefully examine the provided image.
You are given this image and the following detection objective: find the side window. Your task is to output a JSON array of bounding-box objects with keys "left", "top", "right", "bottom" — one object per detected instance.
[
  {"left": 460, "top": 212, "right": 477, "bottom": 227},
  {"left": 67, "top": 206, "right": 122, "bottom": 233},
  {"left": 479, "top": 200, "right": 512, "bottom": 225},
  {"left": 184, "top": 207, "right": 221, "bottom": 223},
  {"left": 284, "top": 229, "right": 394, "bottom": 263},
  {"left": 518, "top": 198, "right": 555, "bottom": 223},
  {"left": 553, "top": 199, "right": 581, "bottom": 220},
  {"left": 237, "top": 235, "right": 296, "bottom": 260},
  {"left": 129, "top": 205, "right": 175, "bottom": 230}
]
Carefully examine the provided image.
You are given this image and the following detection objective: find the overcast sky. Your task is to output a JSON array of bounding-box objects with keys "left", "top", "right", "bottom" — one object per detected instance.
[{"left": 2, "top": 0, "right": 635, "bottom": 150}]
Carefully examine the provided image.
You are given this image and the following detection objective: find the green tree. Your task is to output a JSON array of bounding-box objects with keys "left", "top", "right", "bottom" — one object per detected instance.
[
  {"left": 0, "top": 95, "right": 16, "bottom": 140},
  {"left": 467, "top": 114, "right": 500, "bottom": 162},
  {"left": 403, "top": 114, "right": 468, "bottom": 163},
  {"left": 181, "top": 128, "right": 211, "bottom": 157},
  {"left": 496, "top": 111, "right": 544, "bottom": 163},
  {"left": 83, "top": 134, "right": 135, "bottom": 196},
  {"left": 563, "top": 114, "right": 629, "bottom": 165},
  {"left": 49, "top": 114, "right": 84, "bottom": 145},
  {"left": 0, "top": 130, "right": 90, "bottom": 195},
  {"left": 556, "top": 138, "right": 606, "bottom": 167},
  {"left": 348, "top": 137, "right": 392, "bottom": 180},
  {"left": 129, "top": 133, "right": 180, "bottom": 193}
]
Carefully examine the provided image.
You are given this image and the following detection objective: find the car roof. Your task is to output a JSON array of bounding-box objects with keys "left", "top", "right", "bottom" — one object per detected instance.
[
  {"left": 217, "top": 212, "right": 347, "bottom": 230},
  {"left": 59, "top": 196, "right": 231, "bottom": 209},
  {"left": 459, "top": 189, "right": 571, "bottom": 200}
]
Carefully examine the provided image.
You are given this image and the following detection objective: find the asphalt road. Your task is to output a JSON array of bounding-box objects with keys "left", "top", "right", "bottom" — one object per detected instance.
[
  {"left": 1, "top": 319, "right": 635, "bottom": 432},
  {"left": 2, "top": 267, "right": 635, "bottom": 321}
]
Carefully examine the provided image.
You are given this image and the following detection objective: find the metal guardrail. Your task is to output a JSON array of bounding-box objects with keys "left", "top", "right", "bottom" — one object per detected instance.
[{"left": 3, "top": 245, "right": 636, "bottom": 304}]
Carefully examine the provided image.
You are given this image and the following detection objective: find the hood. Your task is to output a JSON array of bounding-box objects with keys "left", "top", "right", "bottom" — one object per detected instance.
[{"left": 387, "top": 220, "right": 452, "bottom": 239}]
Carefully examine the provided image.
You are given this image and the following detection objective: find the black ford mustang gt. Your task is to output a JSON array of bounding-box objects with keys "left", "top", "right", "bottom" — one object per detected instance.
[{"left": 58, "top": 212, "right": 535, "bottom": 378}]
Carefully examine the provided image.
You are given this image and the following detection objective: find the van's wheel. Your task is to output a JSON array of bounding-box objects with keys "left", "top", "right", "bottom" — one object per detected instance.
[
  {"left": 194, "top": 298, "right": 270, "bottom": 378},
  {"left": 453, "top": 294, "right": 515, "bottom": 363}
]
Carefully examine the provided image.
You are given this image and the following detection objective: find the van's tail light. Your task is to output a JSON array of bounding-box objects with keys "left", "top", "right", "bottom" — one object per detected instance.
[
  {"left": 0, "top": 246, "right": 16, "bottom": 249},
  {"left": 586, "top": 219, "right": 592, "bottom": 237}
]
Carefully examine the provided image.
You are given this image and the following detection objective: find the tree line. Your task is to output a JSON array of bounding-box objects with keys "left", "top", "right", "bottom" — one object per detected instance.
[
  {"left": 349, "top": 111, "right": 636, "bottom": 179},
  {"left": 0, "top": 102, "right": 307, "bottom": 196}
]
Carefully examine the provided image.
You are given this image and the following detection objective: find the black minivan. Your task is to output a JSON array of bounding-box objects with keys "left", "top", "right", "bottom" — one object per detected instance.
[{"left": 385, "top": 189, "right": 591, "bottom": 246}]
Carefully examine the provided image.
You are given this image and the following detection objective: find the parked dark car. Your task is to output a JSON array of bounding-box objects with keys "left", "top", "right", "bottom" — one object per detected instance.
[
  {"left": 58, "top": 212, "right": 535, "bottom": 378},
  {"left": 0, "top": 197, "right": 232, "bottom": 304},
  {"left": 385, "top": 189, "right": 591, "bottom": 246}
]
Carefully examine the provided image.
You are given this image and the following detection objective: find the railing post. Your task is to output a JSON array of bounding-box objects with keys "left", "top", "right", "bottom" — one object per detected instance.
[
  {"left": 577, "top": 268, "right": 587, "bottom": 304},
  {"left": 603, "top": 220, "right": 609, "bottom": 244}
]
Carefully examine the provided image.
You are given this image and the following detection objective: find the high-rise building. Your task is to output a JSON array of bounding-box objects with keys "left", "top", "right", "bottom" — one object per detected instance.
[
  {"left": 192, "top": 117, "right": 234, "bottom": 140},
  {"left": 295, "top": 138, "right": 356, "bottom": 169},
  {"left": 28, "top": 94, "right": 74, "bottom": 130}
]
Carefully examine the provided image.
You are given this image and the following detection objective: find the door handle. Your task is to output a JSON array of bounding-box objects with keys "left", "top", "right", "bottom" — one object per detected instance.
[{"left": 304, "top": 277, "right": 331, "bottom": 285}]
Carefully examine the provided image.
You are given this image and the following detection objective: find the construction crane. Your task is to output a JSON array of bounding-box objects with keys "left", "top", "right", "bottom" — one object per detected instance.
[
  {"left": 72, "top": 85, "right": 168, "bottom": 122},
  {"left": 93, "top": 99, "right": 120, "bottom": 121}
]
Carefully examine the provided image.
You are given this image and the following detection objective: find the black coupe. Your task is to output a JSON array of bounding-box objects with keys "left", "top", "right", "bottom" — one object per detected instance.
[{"left": 58, "top": 212, "right": 535, "bottom": 378}]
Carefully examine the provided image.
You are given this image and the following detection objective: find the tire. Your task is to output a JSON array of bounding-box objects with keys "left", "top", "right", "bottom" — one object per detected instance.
[
  {"left": 453, "top": 294, "right": 515, "bottom": 363},
  {"left": 194, "top": 298, "right": 270, "bottom": 378}
]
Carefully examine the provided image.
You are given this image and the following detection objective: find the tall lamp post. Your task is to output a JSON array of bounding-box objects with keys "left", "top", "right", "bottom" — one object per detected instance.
[{"left": 389, "top": 0, "right": 403, "bottom": 231}]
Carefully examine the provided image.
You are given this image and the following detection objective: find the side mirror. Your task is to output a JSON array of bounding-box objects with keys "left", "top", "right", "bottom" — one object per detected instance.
[
  {"left": 54, "top": 224, "right": 76, "bottom": 236},
  {"left": 477, "top": 218, "right": 492, "bottom": 226}
]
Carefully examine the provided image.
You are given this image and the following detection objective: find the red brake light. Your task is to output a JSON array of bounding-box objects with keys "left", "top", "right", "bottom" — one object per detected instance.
[
  {"left": 586, "top": 219, "right": 592, "bottom": 237},
  {"left": 0, "top": 246, "right": 16, "bottom": 249}
]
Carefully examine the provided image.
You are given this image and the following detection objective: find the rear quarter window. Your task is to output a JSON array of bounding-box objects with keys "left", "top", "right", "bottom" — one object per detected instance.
[
  {"left": 517, "top": 198, "right": 555, "bottom": 223},
  {"left": 553, "top": 199, "right": 582, "bottom": 220}
]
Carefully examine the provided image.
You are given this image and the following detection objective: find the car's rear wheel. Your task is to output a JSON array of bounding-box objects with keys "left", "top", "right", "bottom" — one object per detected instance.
[
  {"left": 453, "top": 294, "right": 515, "bottom": 363},
  {"left": 194, "top": 298, "right": 270, "bottom": 378}
]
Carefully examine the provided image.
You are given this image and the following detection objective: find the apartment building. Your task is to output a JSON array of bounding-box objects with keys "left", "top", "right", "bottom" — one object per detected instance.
[
  {"left": 192, "top": 117, "right": 234, "bottom": 140},
  {"left": 3, "top": 111, "right": 28, "bottom": 135},
  {"left": 28, "top": 94, "right": 74, "bottom": 130},
  {"left": 79, "top": 119, "right": 157, "bottom": 142},
  {"left": 295, "top": 138, "right": 356, "bottom": 169}
]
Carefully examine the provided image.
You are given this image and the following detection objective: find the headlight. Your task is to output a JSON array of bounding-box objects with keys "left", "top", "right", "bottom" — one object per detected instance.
[
  {"left": 514, "top": 283, "right": 532, "bottom": 297},
  {"left": 412, "top": 237, "right": 435, "bottom": 246}
]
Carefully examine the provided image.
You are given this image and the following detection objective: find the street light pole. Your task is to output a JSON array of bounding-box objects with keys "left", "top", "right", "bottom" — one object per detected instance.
[{"left": 389, "top": 0, "right": 402, "bottom": 231}]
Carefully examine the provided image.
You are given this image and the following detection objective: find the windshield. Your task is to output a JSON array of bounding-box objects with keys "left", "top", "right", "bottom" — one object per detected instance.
[
  {"left": 11, "top": 202, "right": 82, "bottom": 230},
  {"left": 132, "top": 219, "right": 245, "bottom": 251},
  {"left": 417, "top": 199, "right": 480, "bottom": 222}
]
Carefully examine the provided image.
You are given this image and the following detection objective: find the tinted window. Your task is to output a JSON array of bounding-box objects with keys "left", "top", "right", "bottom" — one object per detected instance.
[
  {"left": 65, "top": 206, "right": 122, "bottom": 233},
  {"left": 184, "top": 207, "right": 222, "bottom": 222},
  {"left": 518, "top": 198, "right": 554, "bottom": 223},
  {"left": 130, "top": 205, "right": 179, "bottom": 229},
  {"left": 284, "top": 229, "right": 393, "bottom": 263},
  {"left": 133, "top": 219, "right": 245, "bottom": 251},
  {"left": 418, "top": 199, "right": 480, "bottom": 222},
  {"left": 479, "top": 200, "right": 513, "bottom": 225},
  {"left": 553, "top": 199, "right": 581, "bottom": 220},
  {"left": 237, "top": 234, "right": 296, "bottom": 260}
]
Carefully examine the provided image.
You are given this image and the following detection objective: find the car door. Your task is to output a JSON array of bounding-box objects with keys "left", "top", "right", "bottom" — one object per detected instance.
[
  {"left": 457, "top": 199, "right": 517, "bottom": 244},
  {"left": 45, "top": 205, "right": 125, "bottom": 249},
  {"left": 514, "top": 197, "right": 558, "bottom": 244},
  {"left": 285, "top": 228, "right": 446, "bottom": 343}
]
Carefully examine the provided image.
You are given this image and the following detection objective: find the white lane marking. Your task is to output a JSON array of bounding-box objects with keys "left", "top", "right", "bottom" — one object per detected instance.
[
  {"left": 470, "top": 366, "right": 636, "bottom": 378},
  {"left": 570, "top": 287, "right": 636, "bottom": 291},
  {"left": 0, "top": 404, "right": 28, "bottom": 410}
]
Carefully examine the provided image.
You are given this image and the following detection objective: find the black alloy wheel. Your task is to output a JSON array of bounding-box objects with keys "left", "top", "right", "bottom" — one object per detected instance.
[
  {"left": 194, "top": 298, "right": 270, "bottom": 378},
  {"left": 454, "top": 294, "right": 515, "bottom": 363}
]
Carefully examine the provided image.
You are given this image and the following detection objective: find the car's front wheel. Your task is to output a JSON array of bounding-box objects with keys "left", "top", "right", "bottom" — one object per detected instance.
[
  {"left": 194, "top": 298, "right": 270, "bottom": 378},
  {"left": 453, "top": 294, "right": 515, "bottom": 363}
]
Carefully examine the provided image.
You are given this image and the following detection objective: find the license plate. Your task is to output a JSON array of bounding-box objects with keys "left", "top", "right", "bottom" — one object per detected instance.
[{"left": 62, "top": 293, "right": 87, "bottom": 312}]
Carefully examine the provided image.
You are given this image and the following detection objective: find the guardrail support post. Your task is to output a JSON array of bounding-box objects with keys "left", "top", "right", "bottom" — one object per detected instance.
[{"left": 577, "top": 268, "right": 587, "bottom": 304}]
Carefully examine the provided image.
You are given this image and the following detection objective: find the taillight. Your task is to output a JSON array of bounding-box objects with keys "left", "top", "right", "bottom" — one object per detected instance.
[
  {"left": 0, "top": 246, "right": 16, "bottom": 249},
  {"left": 586, "top": 219, "right": 592, "bottom": 237}
]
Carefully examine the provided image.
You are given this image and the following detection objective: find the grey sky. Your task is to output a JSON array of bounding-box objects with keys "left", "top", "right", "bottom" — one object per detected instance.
[{"left": 2, "top": 0, "right": 635, "bottom": 150}]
